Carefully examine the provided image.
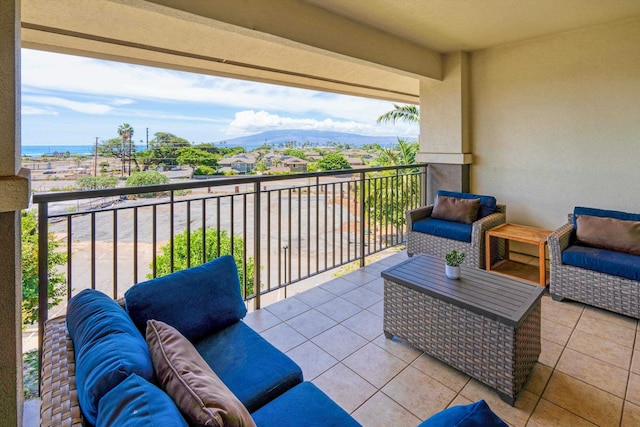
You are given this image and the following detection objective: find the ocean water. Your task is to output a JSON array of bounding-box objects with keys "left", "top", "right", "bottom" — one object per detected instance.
[{"left": 21, "top": 144, "right": 141, "bottom": 157}]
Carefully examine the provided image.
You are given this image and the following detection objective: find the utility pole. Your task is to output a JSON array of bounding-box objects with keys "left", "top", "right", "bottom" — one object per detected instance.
[
  {"left": 146, "top": 127, "right": 149, "bottom": 150},
  {"left": 94, "top": 137, "right": 98, "bottom": 176}
]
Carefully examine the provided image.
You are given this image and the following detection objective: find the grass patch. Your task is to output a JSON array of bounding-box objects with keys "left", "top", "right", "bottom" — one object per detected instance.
[{"left": 23, "top": 349, "right": 38, "bottom": 399}]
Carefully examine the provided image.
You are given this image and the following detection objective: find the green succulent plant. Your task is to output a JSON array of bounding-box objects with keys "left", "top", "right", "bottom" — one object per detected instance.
[{"left": 445, "top": 249, "right": 465, "bottom": 267}]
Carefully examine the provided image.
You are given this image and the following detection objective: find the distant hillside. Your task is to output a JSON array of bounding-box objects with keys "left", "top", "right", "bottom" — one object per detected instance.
[{"left": 215, "top": 130, "right": 416, "bottom": 150}]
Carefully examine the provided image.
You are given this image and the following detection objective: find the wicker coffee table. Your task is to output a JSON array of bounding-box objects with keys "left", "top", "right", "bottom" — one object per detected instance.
[{"left": 382, "top": 254, "right": 544, "bottom": 405}]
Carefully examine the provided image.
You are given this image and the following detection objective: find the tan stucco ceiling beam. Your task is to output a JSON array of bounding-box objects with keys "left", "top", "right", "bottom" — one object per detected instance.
[
  {"left": 21, "top": 0, "right": 420, "bottom": 102},
  {"left": 145, "top": 0, "right": 442, "bottom": 81}
]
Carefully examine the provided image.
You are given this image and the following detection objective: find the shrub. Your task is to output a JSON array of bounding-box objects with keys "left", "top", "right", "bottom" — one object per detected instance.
[
  {"left": 77, "top": 175, "right": 118, "bottom": 190},
  {"left": 125, "top": 171, "right": 170, "bottom": 198},
  {"left": 21, "top": 210, "right": 66, "bottom": 328},
  {"left": 194, "top": 165, "right": 215, "bottom": 176},
  {"left": 152, "top": 228, "right": 255, "bottom": 297}
]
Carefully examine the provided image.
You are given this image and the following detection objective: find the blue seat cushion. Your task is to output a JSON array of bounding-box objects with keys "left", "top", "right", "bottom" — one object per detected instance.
[
  {"left": 125, "top": 255, "right": 247, "bottom": 342},
  {"left": 563, "top": 244, "right": 640, "bottom": 281},
  {"left": 96, "top": 374, "right": 188, "bottom": 427},
  {"left": 251, "top": 382, "right": 361, "bottom": 427},
  {"left": 417, "top": 400, "right": 507, "bottom": 427},
  {"left": 413, "top": 218, "right": 473, "bottom": 243},
  {"left": 66, "top": 290, "right": 154, "bottom": 426},
  {"left": 437, "top": 190, "right": 497, "bottom": 219},
  {"left": 574, "top": 206, "right": 640, "bottom": 230},
  {"left": 194, "top": 321, "right": 303, "bottom": 412}
]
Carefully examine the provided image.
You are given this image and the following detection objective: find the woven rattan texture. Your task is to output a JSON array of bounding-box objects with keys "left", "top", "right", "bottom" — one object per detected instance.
[
  {"left": 406, "top": 205, "right": 507, "bottom": 269},
  {"left": 549, "top": 218, "right": 640, "bottom": 319},
  {"left": 40, "top": 316, "right": 83, "bottom": 427},
  {"left": 384, "top": 278, "right": 540, "bottom": 404}
]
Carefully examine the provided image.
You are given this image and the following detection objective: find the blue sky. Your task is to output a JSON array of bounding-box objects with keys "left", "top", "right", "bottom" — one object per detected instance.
[{"left": 21, "top": 49, "right": 418, "bottom": 146}]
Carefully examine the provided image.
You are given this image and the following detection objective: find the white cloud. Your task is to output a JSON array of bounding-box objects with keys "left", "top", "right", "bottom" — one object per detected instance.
[
  {"left": 112, "top": 98, "right": 135, "bottom": 106},
  {"left": 22, "top": 106, "right": 59, "bottom": 116},
  {"left": 227, "top": 110, "right": 417, "bottom": 137},
  {"left": 23, "top": 95, "right": 113, "bottom": 114}
]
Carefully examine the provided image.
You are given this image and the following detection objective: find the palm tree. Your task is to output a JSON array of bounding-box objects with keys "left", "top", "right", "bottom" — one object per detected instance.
[
  {"left": 376, "top": 104, "right": 419, "bottom": 124},
  {"left": 117, "top": 123, "right": 134, "bottom": 175}
]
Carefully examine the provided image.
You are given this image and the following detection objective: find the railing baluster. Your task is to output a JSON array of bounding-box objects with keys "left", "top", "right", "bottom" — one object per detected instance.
[
  {"left": 152, "top": 205, "right": 157, "bottom": 278},
  {"left": 170, "top": 191, "right": 174, "bottom": 273},
  {"left": 91, "top": 212, "right": 96, "bottom": 289},
  {"left": 66, "top": 216, "right": 72, "bottom": 298},
  {"left": 253, "top": 182, "right": 261, "bottom": 308},
  {"left": 186, "top": 200, "right": 191, "bottom": 268},
  {"left": 133, "top": 207, "right": 138, "bottom": 284},
  {"left": 113, "top": 209, "right": 118, "bottom": 298}
]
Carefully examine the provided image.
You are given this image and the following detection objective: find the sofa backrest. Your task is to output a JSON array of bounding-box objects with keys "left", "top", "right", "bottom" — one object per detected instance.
[{"left": 436, "top": 190, "right": 497, "bottom": 219}]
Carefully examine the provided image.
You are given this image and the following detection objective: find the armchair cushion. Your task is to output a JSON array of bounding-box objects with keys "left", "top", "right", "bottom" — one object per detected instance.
[
  {"left": 194, "top": 321, "right": 303, "bottom": 412},
  {"left": 125, "top": 255, "right": 247, "bottom": 342},
  {"left": 431, "top": 196, "right": 481, "bottom": 224},
  {"left": 66, "top": 289, "right": 154, "bottom": 426},
  {"left": 412, "top": 218, "right": 473, "bottom": 243},
  {"left": 437, "top": 190, "right": 497, "bottom": 219},
  {"left": 576, "top": 215, "right": 640, "bottom": 256},
  {"left": 562, "top": 245, "right": 640, "bottom": 281},
  {"left": 96, "top": 374, "right": 188, "bottom": 427}
]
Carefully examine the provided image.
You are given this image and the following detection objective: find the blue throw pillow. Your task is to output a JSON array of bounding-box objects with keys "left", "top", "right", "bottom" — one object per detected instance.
[
  {"left": 125, "top": 255, "right": 247, "bottom": 342},
  {"left": 418, "top": 400, "right": 507, "bottom": 427},
  {"left": 436, "top": 190, "right": 498, "bottom": 219},
  {"left": 66, "top": 289, "right": 155, "bottom": 426},
  {"left": 96, "top": 374, "right": 188, "bottom": 427}
]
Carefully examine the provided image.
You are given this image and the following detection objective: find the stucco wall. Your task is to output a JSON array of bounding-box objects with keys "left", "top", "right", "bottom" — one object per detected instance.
[{"left": 470, "top": 17, "right": 640, "bottom": 229}]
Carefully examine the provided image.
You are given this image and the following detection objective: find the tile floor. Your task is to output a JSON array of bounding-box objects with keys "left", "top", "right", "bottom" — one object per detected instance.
[{"left": 244, "top": 249, "right": 640, "bottom": 427}]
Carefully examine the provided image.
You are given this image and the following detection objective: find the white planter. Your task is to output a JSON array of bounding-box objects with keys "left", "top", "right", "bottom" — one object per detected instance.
[{"left": 445, "top": 265, "right": 461, "bottom": 280}]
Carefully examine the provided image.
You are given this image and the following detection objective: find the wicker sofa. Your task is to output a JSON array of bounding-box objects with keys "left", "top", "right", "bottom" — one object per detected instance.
[
  {"left": 406, "top": 190, "right": 506, "bottom": 269},
  {"left": 40, "top": 255, "right": 359, "bottom": 427},
  {"left": 549, "top": 207, "right": 640, "bottom": 319}
]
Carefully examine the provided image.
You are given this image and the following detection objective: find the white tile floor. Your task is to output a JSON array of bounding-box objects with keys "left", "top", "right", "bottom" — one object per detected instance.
[{"left": 244, "top": 249, "right": 640, "bottom": 427}]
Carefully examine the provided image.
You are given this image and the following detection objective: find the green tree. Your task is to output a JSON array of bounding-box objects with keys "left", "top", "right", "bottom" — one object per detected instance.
[
  {"left": 76, "top": 175, "right": 119, "bottom": 190},
  {"left": 149, "top": 132, "right": 191, "bottom": 166},
  {"left": 177, "top": 147, "right": 219, "bottom": 178},
  {"left": 283, "top": 148, "right": 307, "bottom": 160},
  {"left": 21, "top": 210, "right": 66, "bottom": 328},
  {"left": 153, "top": 228, "right": 255, "bottom": 297},
  {"left": 376, "top": 104, "right": 420, "bottom": 124},
  {"left": 125, "top": 171, "right": 170, "bottom": 197},
  {"left": 317, "top": 153, "right": 352, "bottom": 171},
  {"left": 377, "top": 138, "right": 419, "bottom": 167}
]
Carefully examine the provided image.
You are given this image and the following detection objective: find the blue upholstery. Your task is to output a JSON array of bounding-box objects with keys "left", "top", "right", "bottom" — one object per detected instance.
[
  {"left": 96, "top": 374, "right": 188, "bottom": 427},
  {"left": 194, "top": 320, "right": 303, "bottom": 412},
  {"left": 251, "top": 382, "right": 361, "bottom": 427},
  {"left": 125, "top": 255, "right": 247, "bottom": 341},
  {"left": 437, "top": 190, "right": 497, "bottom": 219},
  {"left": 418, "top": 400, "right": 507, "bottom": 427},
  {"left": 563, "top": 245, "right": 640, "bottom": 281},
  {"left": 413, "top": 218, "right": 473, "bottom": 243},
  {"left": 66, "top": 290, "right": 154, "bottom": 426},
  {"left": 574, "top": 206, "right": 640, "bottom": 231}
]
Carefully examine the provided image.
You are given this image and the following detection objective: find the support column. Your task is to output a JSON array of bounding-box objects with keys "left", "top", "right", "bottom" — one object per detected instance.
[
  {"left": 0, "top": 1, "right": 29, "bottom": 425},
  {"left": 417, "top": 51, "right": 472, "bottom": 203}
]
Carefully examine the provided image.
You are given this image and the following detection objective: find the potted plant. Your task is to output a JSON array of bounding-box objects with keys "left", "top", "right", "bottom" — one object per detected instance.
[{"left": 445, "top": 249, "right": 465, "bottom": 279}]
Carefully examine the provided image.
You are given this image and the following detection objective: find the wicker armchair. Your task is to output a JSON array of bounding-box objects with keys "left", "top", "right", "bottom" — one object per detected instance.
[
  {"left": 406, "top": 203, "right": 506, "bottom": 269},
  {"left": 549, "top": 214, "right": 640, "bottom": 319}
]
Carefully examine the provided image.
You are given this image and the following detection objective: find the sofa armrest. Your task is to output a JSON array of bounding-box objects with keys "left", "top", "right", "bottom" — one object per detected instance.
[
  {"left": 548, "top": 221, "right": 574, "bottom": 266},
  {"left": 40, "top": 316, "right": 83, "bottom": 427},
  {"left": 470, "top": 207, "right": 507, "bottom": 247},
  {"left": 406, "top": 205, "right": 434, "bottom": 230}
]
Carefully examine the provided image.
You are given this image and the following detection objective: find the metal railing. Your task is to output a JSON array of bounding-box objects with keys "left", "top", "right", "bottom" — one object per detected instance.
[{"left": 34, "top": 164, "right": 427, "bottom": 353}]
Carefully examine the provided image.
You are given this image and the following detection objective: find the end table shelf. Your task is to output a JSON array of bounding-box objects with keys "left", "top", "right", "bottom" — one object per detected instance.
[{"left": 485, "top": 223, "right": 551, "bottom": 287}]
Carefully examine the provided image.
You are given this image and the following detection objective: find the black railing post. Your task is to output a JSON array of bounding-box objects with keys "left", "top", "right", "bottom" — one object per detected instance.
[
  {"left": 253, "top": 182, "right": 261, "bottom": 309},
  {"left": 359, "top": 171, "right": 366, "bottom": 267},
  {"left": 421, "top": 164, "right": 428, "bottom": 207},
  {"left": 37, "top": 201, "right": 49, "bottom": 394}
]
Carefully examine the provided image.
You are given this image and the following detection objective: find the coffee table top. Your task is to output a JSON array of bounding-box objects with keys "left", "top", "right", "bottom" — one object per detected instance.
[{"left": 381, "top": 255, "right": 545, "bottom": 327}]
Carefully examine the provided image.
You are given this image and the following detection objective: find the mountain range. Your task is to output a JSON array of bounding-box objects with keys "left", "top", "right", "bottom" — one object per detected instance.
[{"left": 215, "top": 129, "right": 416, "bottom": 150}]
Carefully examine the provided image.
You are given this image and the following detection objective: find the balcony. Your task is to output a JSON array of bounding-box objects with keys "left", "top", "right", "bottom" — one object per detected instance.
[{"left": 27, "top": 165, "right": 640, "bottom": 426}]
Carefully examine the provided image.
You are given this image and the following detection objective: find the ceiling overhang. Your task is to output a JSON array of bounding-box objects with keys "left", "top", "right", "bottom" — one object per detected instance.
[{"left": 21, "top": 0, "right": 438, "bottom": 103}]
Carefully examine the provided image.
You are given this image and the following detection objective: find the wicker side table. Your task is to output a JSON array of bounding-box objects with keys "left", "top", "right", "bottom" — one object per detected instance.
[{"left": 382, "top": 255, "right": 544, "bottom": 405}]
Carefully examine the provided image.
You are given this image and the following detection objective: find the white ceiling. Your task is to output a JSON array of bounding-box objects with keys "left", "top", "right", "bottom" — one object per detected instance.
[{"left": 303, "top": 0, "right": 640, "bottom": 52}]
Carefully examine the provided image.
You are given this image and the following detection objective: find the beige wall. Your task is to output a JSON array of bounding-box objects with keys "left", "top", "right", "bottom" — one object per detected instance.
[{"left": 470, "top": 17, "right": 640, "bottom": 229}]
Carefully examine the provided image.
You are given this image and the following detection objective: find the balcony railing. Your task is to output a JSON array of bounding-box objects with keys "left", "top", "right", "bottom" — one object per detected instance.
[{"left": 33, "top": 164, "right": 427, "bottom": 354}]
